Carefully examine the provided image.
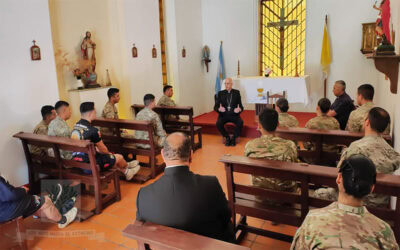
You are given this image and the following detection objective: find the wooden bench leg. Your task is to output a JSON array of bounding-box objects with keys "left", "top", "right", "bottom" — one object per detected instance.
[
  {"left": 150, "top": 156, "right": 156, "bottom": 179},
  {"left": 94, "top": 182, "right": 102, "bottom": 215},
  {"left": 197, "top": 130, "right": 202, "bottom": 149},
  {"left": 114, "top": 172, "right": 121, "bottom": 201}
]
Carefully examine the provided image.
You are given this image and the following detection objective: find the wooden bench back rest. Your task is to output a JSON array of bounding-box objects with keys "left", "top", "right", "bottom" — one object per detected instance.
[
  {"left": 13, "top": 132, "right": 98, "bottom": 173},
  {"left": 122, "top": 220, "right": 250, "bottom": 250},
  {"left": 131, "top": 104, "right": 195, "bottom": 130},
  {"left": 92, "top": 118, "right": 156, "bottom": 148},
  {"left": 219, "top": 155, "right": 400, "bottom": 242}
]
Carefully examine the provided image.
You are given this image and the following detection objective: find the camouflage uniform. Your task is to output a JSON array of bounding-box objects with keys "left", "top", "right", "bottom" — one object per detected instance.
[
  {"left": 101, "top": 101, "right": 119, "bottom": 136},
  {"left": 244, "top": 135, "right": 298, "bottom": 193},
  {"left": 135, "top": 107, "right": 166, "bottom": 149},
  {"left": 30, "top": 120, "right": 49, "bottom": 156},
  {"left": 48, "top": 116, "right": 72, "bottom": 159},
  {"left": 314, "top": 135, "right": 400, "bottom": 207},
  {"left": 291, "top": 202, "right": 399, "bottom": 250},
  {"left": 157, "top": 95, "right": 176, "bottom": 107},
  {"left": 278, "top": 113, "right": 299, "bottom": 128},
  {"left": 346, "top": 102, "right": 390, "bottom": 134},
  {"left": 304, "top": 115, "right": 340, "bottom": 152}
]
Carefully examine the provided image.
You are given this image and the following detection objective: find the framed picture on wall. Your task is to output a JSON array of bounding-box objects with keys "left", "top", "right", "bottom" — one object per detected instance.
[
  {"left": 361, "top": 22, "right": 378, "bottom": 54},
  {"left": 30, "top": 40, "right": 41, "bottom": 61}
]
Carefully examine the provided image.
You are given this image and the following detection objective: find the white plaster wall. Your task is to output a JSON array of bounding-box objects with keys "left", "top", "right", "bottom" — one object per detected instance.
[
  {"left": 123, "top": 0, "right": 163, "bottom": 109},
  {"left": 201, "top": 0, "right": 379, "bottom": 112},
  {"left": 165, "top": 0, "right": 207, "bottom": 116},
  {"left": 0, "top": 0, "right": 59, "bottom": 185}
]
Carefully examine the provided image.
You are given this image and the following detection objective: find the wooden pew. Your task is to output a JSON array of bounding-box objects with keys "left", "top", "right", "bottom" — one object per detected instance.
[
  {"left": 92, "top": 118, "right": 165, "bottom": 180},
  {"left": 219, "top": 155, "right": 400, "bottom": 243},
  {"left": 123, "top": 220, "right": 250, "bottom": 250},
  {"left": 131, "top": 104, "right": 202, "bottom": 151},
  {"left": 274, "top": 127, "right": 393, "bottom": 166},
  {"left": 13, "top": 132, "right": 121, "bottom": 218},
  {"left": 0, "top": 217, "right": 28, "bottom": 250}
]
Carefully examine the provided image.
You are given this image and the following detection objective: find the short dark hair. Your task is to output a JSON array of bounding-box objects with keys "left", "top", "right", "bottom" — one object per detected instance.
[
  {"left": 41, "top": 105, "right": 55, "bottom": 120},
  {"left": 339, "top": 154, "right": 376, "bottom": 199},
  {"left": 143, "top": 94, "right": 155, "bottom": 106},
  {"left": 163, "top": 85, "right": 172, "bottom": 93},
  {"left": 368, "top": 107, "right": 390, "bottom": 133},
  {"left": 80, "top": 102, "right": 95, "bottom": 114},
  {"left": 357, "top": 84, "right": 374, "bottom": 101},
  {"left": 107, "top": 88, "right": 119, "bottom": 99},
  {"left": 162, "top": 133, "right": 191, "bottom": 161},
  {"left": 276, "top": 98, "right": 289, "bottom": 112},
  {"left": 259, "top": 108, "right": 278, "bottom": 132},
  {"left": 55, "top": 101, "right": 69, "bottom": 112},
  {"left": 317, "top": 98, "right": 331, "bottom": 114},
  {"left": 335, "top": 80, "right": 346, "bottom": 90}
]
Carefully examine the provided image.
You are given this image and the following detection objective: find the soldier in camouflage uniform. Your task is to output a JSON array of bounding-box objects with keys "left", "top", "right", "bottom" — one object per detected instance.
[
  {"left": 291, "top": 155, "right": 399, "bottom": 250},
  {"left": 346, "top": 84, "right": 390, "bottom": 134},
  {"left": 157, "top": 85, "right": 182, "bottom": 122},
  {"left": 101, "top": 88, "right": 120, "bottom": 136},
  {"left": 314, "top": 107, "right": 400, "bottom": 208},
  {"left": 244, "top": 108, "right": 298, "bottom": 197},
  {"left": 135, "top": 94, "right": 166, "bottom": 149},
  {"left": 31, "top": 105, "right": 57, "bottom": 156},
  {"left": 276, "top": 98, "right": 299, "bottom": 128},
  {"left": 304, "top": 98, "right": 340, "bottom": 156},
  {"left": 48, "top": 101, "right": 73, "bottom": 159}
]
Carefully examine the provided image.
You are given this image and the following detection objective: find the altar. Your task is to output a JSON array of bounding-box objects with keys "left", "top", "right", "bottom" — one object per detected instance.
[{"left": 230, "top": 76, "right": 310, "bottom": 105}]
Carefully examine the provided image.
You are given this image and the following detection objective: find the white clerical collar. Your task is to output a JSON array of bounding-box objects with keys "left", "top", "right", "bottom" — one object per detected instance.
[{"left": 165, "top": 165, "right": 185, "bottom": 169}]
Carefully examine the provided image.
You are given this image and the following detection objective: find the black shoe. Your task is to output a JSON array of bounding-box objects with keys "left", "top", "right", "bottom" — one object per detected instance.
[
  {"left": 225, "top": 136, "right": 231, "bottom": 146},
  {"left": 230, "top": 136, "right": 236, "bottom": 146}
]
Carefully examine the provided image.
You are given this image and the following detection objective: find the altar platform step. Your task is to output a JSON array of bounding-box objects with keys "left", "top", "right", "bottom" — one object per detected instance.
[{"left": 193, "top": 110, "right": 316, "bottom": 138}]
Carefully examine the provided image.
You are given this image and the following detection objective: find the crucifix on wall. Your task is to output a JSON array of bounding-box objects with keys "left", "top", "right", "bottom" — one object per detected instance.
[{"left": 266, "top": 3, "right": 301, "bottom": 76}]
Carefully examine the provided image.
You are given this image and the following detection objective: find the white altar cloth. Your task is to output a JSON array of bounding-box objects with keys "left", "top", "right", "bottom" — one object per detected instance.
[{"left": 225, "top": 76, "right": 310, "bottom": 105}]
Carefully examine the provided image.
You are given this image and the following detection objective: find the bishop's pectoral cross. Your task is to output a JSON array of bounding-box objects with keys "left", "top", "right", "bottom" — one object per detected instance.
[{"left": 267, "top": 7, "right": 299, "bottom": 76}]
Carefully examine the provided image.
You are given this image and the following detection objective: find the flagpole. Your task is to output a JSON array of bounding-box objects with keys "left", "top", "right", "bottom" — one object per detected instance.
[{"left": 324, "top": 15, "right": 327, "bottom": 98}]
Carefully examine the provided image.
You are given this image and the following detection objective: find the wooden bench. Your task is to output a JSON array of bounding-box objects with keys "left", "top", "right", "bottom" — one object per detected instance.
[
  {"left": 92, "top": 118, "right": 165, "bottom": 180},
  {"left": 132, "top": 104, "right": 202, "bottom": 151},
  {"left": 220, "top": 155, "right": 400, "bottom": 243},
  {"left": 274, "top": 127, "right": 393, "bottom": 166},
  {"left": 122, "top": 220, "right": 250, "bottom": 250},
  {"left": 0, "top": 216, "right": 27, "bottom": 250},
  {"left": 13, "top": 132, "right": 121, "bottom": 218}
]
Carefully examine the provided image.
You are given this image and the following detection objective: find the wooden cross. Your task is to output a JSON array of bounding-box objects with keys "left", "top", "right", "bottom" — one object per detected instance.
[{"left": 267, "top": 7, "right": 299, "bottom": 75}]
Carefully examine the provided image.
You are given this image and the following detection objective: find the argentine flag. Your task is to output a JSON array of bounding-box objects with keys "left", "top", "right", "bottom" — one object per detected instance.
[{"left": 215, "top": 42, "right": 225, "bottom": 95}]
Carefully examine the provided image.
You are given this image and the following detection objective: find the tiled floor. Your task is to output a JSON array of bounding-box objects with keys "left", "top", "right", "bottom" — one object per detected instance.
[{"left": 22, "top": 134, "right": 295, "bottom": 249}]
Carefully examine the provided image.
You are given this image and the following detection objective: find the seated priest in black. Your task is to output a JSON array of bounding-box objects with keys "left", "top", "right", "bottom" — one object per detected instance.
[
  {"left": 214, "top": 77, "right": 244, "bottom": 146},
  {"left": 136, "top": 132, "right": 235, "bottom": 243}
]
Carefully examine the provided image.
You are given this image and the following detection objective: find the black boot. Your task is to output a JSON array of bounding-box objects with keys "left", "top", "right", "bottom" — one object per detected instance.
[
  {"left": 225, "top": 136, "right": 231, "bottom": 146},
  {"left": 230, "top": 136, "right": 236, "bottom": 146}
]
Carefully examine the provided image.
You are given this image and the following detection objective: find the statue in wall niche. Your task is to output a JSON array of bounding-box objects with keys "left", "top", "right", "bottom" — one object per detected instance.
[
  {"left": 79, "top": 31, "right": 100, "bottom": 88},
  {"left": 373, "top": 0, "right": 395, "bottom": 54},
  {"left": 81, "top": 31, "right": 96, "bottom": 71}
]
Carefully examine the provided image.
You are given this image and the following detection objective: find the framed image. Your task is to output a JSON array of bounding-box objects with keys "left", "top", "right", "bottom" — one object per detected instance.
[
  {"left": 361, "top": 23, "right": 378, "bottom": 54},
  {"left": 30, "top": 40, "right": 41, "bottom": 61}
]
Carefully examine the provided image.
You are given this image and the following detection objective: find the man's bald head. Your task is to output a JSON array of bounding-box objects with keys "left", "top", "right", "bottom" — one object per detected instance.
[
  {"left": 162, "top": 132, "right": 191, "bottom": 162},
  {"left": 225, "top": 78, "right": 233, "bottom": 92}
]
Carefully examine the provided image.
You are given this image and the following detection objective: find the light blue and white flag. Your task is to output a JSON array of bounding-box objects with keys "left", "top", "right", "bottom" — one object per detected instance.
[{"left": 215, "top": 42, "right": 226, "bottom": 95}]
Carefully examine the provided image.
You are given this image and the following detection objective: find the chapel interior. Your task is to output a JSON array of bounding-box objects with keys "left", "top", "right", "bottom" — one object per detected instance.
[{"left": 1, "top": 0, "right": 400, "bottom": 249}]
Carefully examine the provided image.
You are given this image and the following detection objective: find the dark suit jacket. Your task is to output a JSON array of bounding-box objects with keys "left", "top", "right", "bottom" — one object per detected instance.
[
  {"left": 214, "top": 89, "right": 244, "bottom": 117},
  {"left": 136, "top": 166, "right": 235, "bottom": 242}
]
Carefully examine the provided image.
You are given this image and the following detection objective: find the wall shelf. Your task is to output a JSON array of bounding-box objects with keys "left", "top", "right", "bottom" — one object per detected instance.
[{"left": 367, "top": 55, "right": 400, "bottom": 94}]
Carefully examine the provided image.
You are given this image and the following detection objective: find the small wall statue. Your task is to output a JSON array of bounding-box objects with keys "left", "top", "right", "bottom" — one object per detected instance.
[
  {"left": 77, "top": 31, "right": 100, "bottom": 88},
  {"left": 373, "top": 0, "right": 395, "bottom": 54}
]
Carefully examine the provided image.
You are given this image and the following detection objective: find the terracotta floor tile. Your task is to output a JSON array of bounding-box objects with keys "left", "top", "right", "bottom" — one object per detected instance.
[
  {"left": 240, "top": 239, "right": 253, "bottom": 248},
  {"left": 107, "top": 206, "right": 136, "bottom": 221},
  {"left": 251, "top": 241, "right": 291, "bottom": 250},
  {"left": 121, "top": 237, "right": 138, "bottom": 249},
  {"left": 88, "top": 213, "right": 132, "bottom": 231}
]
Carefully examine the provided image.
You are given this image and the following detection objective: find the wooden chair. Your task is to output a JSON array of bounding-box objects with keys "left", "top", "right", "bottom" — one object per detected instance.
[
  {"left": 92, "top": 118, "right": 165, "bottom": 180},
  {"left": 122, "top": 220, "right": 250, "bottom": 250},
  {"left": 0, "top": 217, "right": 28, "bottom": 250},
  {"left": 132, "top": 104, "right": 202, "bottom": 151},
  {"left": 13, "top": 132, "right": 121, "bottom": 218},
  {"left": 219, "top": 155, "right": 400, "bottom": 243},
  {"left": 255, "top": 91, "right": 286, "bottom": 116}
]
